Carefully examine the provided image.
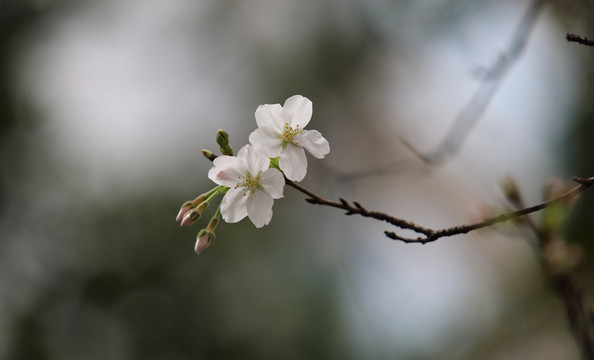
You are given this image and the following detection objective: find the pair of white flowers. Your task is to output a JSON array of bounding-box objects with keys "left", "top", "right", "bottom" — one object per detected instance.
[{"left": 208, "top": 95, "right": 330, "bottom": 228}]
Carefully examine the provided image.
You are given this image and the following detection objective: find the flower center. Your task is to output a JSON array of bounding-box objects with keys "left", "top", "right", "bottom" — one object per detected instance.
[
  {"left": 235, "top": 172, "right": 260, "bottom": 196},
  {"left": 281, "top": 122, "right": 302, "bottom": 147}
]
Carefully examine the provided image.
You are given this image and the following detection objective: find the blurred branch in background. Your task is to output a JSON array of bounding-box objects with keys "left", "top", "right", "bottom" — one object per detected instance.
[
  {"left": 407, "top": 0, "right": 545, "bottom": 164},
  {"left": 340, "top": 0, "right": 545, "bottom": 181},
  {"left": 504, "top": 177, "right": 594, "bottom": 359}
]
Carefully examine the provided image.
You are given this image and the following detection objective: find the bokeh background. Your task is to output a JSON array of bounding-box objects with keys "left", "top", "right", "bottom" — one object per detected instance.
[{"left": 2, "top": 0, "right": 594, "bottom": 359}]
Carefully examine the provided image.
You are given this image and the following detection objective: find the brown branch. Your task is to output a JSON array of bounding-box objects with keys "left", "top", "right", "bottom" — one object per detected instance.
[
  {"left": 567, "top": 33, "right": 594, "bottom": 47},
  {"left": 286, "top": 176, "right": 594, "bottom": 244},
  {"left": 285, "top": 178, "right": 435, "bottom": 235}
]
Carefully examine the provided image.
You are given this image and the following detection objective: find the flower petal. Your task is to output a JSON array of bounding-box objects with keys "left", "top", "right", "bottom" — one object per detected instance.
[
  {"left": 220, "top": 187, "right": 248, "bottom": 223},
  {"left": 279, "top": 145, "right": 307, "bottom": 181},
  {"left": 283, "top": 95, "right": 312, "bottom": 128},
  {"left": 255, "top": 103, "right": 285, "bottom": 132},
  {"left": 246, "top": 189, "right": 274, "bottom": 228},
  {"left": 259, "top": 168, "right": 285, "bottom": 199},
  {"left": 249, "top": 127, "right": 283, "bottom": 157},
  {"left": 242, "top": 144, "right": 271, "bottom": 176},
  {"left": 235, "top": 144, "right": 250, "bottom": 159},
  {"left": 208, "top": 156, "right": 245, "bottom": 187},
  {"left": 295, "top": 130, "right": 330, "bottom": 159}
]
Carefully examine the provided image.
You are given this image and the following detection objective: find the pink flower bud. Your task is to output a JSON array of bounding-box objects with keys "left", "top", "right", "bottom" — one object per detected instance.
[
  {"left": 175, "top": 193, "right": 208, "bottom": 222},
  {"left": 180, "top": 209, "right": 201, "bottom": 227},
  {"left": 176, "top": 204, "right": 193, "bottom": 222},
  {"left": 195, "top": 229, "right": 215, "bottom": 254}
]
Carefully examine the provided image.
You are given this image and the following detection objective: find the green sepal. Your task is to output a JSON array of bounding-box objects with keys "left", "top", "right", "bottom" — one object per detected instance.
[{"left": 269, "top": 157, "right": 280, "bottom": 170}]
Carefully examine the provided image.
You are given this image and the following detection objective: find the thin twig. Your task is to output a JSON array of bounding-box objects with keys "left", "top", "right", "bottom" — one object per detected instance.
[
  {"left": 286, "top": 176, "right": 594, "bottom": 244},
  {"left": 567, "top": 33, "right": 594, "bottom": 47},
  {"left": 285, "top": 178, "right": 435, "bottom": 234}
]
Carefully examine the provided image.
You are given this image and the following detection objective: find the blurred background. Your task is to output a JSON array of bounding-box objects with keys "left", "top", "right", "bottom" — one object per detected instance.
[{"left": 2, "top": 0, "right": 594, "bottom": 358}]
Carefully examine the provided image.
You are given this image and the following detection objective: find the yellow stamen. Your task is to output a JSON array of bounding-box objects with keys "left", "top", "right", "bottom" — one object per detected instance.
[
  {"left": 236, "top": 173, "right": 260, "bottom": 196},
  {"left": 281, "top": 122, "right": 301, "bottom": 147}
]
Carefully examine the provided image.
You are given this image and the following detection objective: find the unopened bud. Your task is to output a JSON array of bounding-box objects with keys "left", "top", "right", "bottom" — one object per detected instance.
[
  {"left": 176, "top": 201, "right": 194, "bottom": 222},
  {"left": 195, "top": 229, "right": 215, "bottom": 254},
  {"left": 217, "top": 129, "right": 229, "bottom": 142},
  {"left": 180, "top": 208, "right": 201, "bottom": 227},
  {"left": 176, "top": 192, "right": 210, "bottom": 222},
  {"left": 202, "top": 149, "right": 217, "bottom": 162},
  {"left": 216, "top": 129, "right": 233, "bottom": 156}
]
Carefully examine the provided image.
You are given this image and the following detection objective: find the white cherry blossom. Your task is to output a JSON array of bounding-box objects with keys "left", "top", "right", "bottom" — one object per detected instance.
[
  {"left": 249, "top": 95, "right": 330, "bottom": 181},
  {"left": 208, "top": 145, "right": 284, "bottom": 228}
]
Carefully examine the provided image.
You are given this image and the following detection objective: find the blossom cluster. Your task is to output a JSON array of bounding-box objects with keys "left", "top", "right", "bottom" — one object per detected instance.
[{"left": 176, "top": 95, "right": 330, "bottom": 254}]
